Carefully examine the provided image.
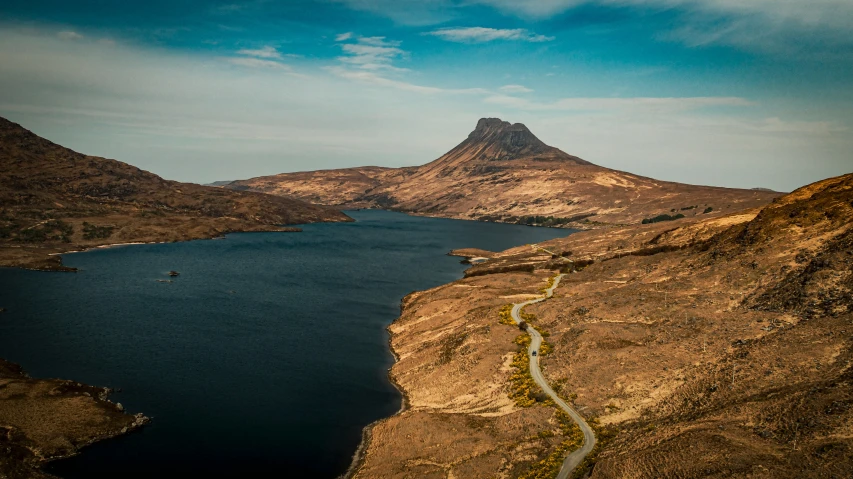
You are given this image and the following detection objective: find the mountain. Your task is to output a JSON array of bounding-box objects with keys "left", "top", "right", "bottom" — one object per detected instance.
[
  {"left": 351, "top": 173, "right": 853, "bottom": 478},
  {"left": 229, "top": 118, "right": 781, "bottom": 226},
  {"left": 0, "top": 117, "right": 350, "bottom": 270}
]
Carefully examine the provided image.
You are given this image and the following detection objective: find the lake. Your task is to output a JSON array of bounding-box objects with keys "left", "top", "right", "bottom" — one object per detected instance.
[{"left": 0, "top": 210, "right": 574, "bottom": 478}]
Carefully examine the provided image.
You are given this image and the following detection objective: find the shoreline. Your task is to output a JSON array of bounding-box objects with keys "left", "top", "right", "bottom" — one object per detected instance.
[
  {"left": 5, "top": 226, "right": 307, "bottom": 272},
  {"left": 53, "top": 226, "right": 305, "bottom": 257},
  {"left": 345, "top": 207, "right": 594, "bottom": 230},
  {"left": 341, "top": 291, "right": 416, "bottom": 479},
  {"left": 0, "top": 358, "right": 150, "bottom": 477},
  {"left": 0, "top": 220, "right": 312, "bottom": 272},
  {"left": 48, "top": 241, "right": 168, "bottom": 257},
  {"left": 5, "top": 220, "right": 564, "bottom": 479}
]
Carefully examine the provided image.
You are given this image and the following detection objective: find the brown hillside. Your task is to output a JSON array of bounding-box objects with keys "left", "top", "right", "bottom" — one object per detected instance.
[
  {"left": 229, "top": 118, "right": 781, "bottom": 226},
  {"left": 351, "top": 173, "right": 853, "bottom": 478},
  {"left": 0, "top": 117, "right": 350, "bottom": 270},
  {"left": 0, "top": 358, "right": 147, "bottom": 479}
]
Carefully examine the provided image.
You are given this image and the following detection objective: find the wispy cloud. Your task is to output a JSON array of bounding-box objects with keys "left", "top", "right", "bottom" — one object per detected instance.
[
  {"left": 489, "top": 0, "right": 853, "bottom": 53},
  {"left": 335, "top": 35, "right": 409, "bottom": 71},
  {"left": 210, "top": 1, "right": 270, "bottom": 15},
  {"left": 334, "top": 0, "right": 853, "bottom": 53},
  {"left": 325, "top": 66, "right": 489, "bottom": 94},
  {"left": 236, "top": 45, "right": 282, "bottom": 59},
  {"left": 58, "top": 31, "right": 84, "bottom": 40},
  {"left": 226, "top": 45, "right": 296, "bottom": 69},
  {"left": 0, "top": 27, "right": 491, "bottom": 181},
  {"left": 426, "top": 27, "right": 553, "bottom": 43},
  {"left": 470, "top": 0, "right": 582, "bottom": 17},
  {"left": 330, "top": 0, "right": 457, "bottom": 26},
  {"left": 499, "top": 84, "right": 533, "bottom": 93},
  {"left": 335, "top": 32, "right": 353, "bottom": 41},
  {"left": 484, "top": 95, "right": 754, "bottom": 112},
  {"left": 227, "top": 57, "right": 291, "bottom": 69},
  {"left": 329, "top": 33, "right": 494, "bottom": 94}
]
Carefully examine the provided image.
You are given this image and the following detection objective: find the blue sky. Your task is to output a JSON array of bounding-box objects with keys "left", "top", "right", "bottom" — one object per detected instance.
[{"left": 1, "top": 0, "right": 851, "bottom": 191}]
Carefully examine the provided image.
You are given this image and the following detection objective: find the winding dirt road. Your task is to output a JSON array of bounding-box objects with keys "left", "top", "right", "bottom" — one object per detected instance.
[{"left": 511, "top": 273, "right": 596, "bottom": 479}]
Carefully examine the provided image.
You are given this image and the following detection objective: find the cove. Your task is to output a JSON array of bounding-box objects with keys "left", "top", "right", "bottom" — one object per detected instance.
[{"left": 0, "top": 210, "right": 575, "bottom": 478}]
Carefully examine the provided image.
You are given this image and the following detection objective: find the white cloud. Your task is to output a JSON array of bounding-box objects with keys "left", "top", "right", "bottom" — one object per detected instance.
[
  {"left": 335, "top": 32, "right": 353, "bottom": 41},
  {"left": 335, "top": 35, "right": 410, "bottom": 72},
  {"left": 426, "top": 27, "right": 554, "bottom": 43},
  {"left": 227, "top": 57, "right": 292, "bottom": 69},
  {"left": 236, "top": 46, "right": 282, "bottom": 59},
  {"left": 330, "top": 34, "right": 497, "bottom": 93},
  {"left": 1, "top": 25, "right": 848, "bottom": 192},
  {"left": 57, "top": 31, "right": 84, "bottom": 40},
  {"left": 230, "top": 46, "right": 295, "bottom": 69},
  {"left": 499, "top": 84, "right": 533, "bottom": 93},
  {"left": 357, "top": 36, "right": 402, "bottom": 47},
  {"left": 478, "top": 0, "right": 853, "bottom": 52},
  {"left": 325, "top": 66, "right": 445, "bottom": 94},
  {"left": 325, "top": 66, "right": 488, "bottom": 94},
  {"left": 330, "top": 0, "right": 456, "bottom": 26},
  {"left": 335, "top": 0, "right": 853, "bottom": 52},
  {"left": 470, "top": 0, "right": 583, "bottom": 17},
  {"left": 0, "top": 26, "right": 485, "bottom": 182},
  {"left": 473, "top": 0, "right": 853, "bottom": 26},
  {"left": 483, "top": 95, "right": 754, "bottom": 112}
]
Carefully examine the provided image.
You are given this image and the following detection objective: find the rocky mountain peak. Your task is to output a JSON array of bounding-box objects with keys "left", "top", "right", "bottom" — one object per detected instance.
[
  {"left": 472, "top": 117, "right": 511, "bottom": 134},
  {"left": 465, "top": 117, "right": 553, "bottom": 160}
]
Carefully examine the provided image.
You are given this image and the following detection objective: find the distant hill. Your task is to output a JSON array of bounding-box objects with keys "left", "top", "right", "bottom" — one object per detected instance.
[
  {"left": 0, "top": 117, "right": 350, "bottom": 270},
  {"left": 228, "top": 118, "right": 781, "bottom": 226},
  {"left": 751, "top": 187, "right": 780, "bottom": 192}
]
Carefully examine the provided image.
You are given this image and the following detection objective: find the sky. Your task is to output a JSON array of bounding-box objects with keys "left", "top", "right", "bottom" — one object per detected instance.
[{"left": 0, "top": 1, "right": 851, "bottom": 191}]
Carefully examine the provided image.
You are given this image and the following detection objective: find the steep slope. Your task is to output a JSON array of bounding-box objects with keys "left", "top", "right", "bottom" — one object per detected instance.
[
  {"left": 350, "top": 174, "right": 852, "bottom": 478},
  {"left": 0, "top": 117, "right": 350, "bottom": 270},
  {"left": 229, "top": 118, "right": 780, "bottom": 226}
]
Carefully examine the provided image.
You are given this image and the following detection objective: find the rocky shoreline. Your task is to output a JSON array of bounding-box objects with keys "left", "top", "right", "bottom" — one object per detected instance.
[
  {"left": 0, "top": 358, "right": 150, "bottom": 478},
  {"left": 341, "top": 292, "right": 416, "bottom": 479},
  {"left": 2, "top": 225, "right": 309, "bottom": 272}
]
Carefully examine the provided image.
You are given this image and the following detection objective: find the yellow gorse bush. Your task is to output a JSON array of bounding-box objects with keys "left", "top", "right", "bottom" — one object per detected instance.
[
  {"left": 498, "top": 304, "right": 515, "bottom": 325},
  {"left": 539, "top": 274, "right": 559, "bottom": 294},
  {"left": 508, "top": 334, "right": 538, "bottom": 407},
  {"left": 518, "top": 413, "right": 584, "bottom": 479},
  {"left": 519, "top": 306, "right": 537, "bottom": 323}
]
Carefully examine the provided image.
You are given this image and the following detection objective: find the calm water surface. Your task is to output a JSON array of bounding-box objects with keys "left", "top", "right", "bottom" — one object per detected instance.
[{"left": 0, "top": 210, "right": 574, "bottom": 478}]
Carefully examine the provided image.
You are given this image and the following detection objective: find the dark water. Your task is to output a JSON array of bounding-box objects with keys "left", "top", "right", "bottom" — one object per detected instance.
[{"left": 0, "top": 210, "right": 574, "bottom": 478}]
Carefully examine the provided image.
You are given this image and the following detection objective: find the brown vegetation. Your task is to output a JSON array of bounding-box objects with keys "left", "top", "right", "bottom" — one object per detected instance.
[
  {"left": 0, "top": 117, "right": 351, "bottom": 270},
  {"left": 0, "top": 359, "right": 146, "bottom": 479},
  {"left": 351, "top": 173, "right": 853, "bottom": 478}
]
